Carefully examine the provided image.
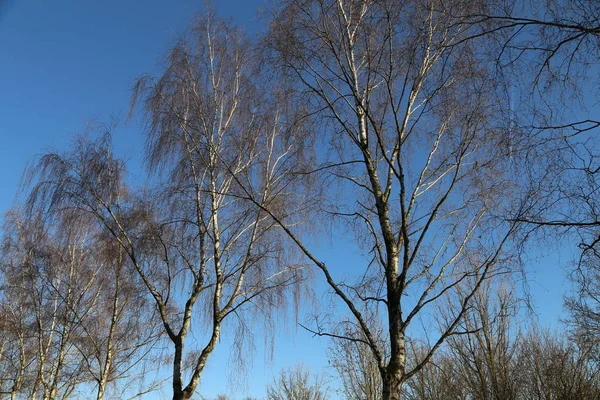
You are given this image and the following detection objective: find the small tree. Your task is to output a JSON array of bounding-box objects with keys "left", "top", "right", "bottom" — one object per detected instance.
[
  {"left": 0, "top": 276, "right": 34, "bottom": 400},
  {"left": 0, "top": 206, "right": 158, "bottom": 400},
  {"left": 327, "top": 314, "right": 383, "bottom": 400},
  {"left": 1, "top": 211, "right": 96, "bottom": 400},
  {"left": 518, "top": 329, "right": 600, "bottom": 400},
  {"left": 444, "top": 284, "right": 522, "bottom": 400},
  {"left": 403, "top": 345, "right": 466, "bottom": 400},
  {"left": 266, "top": 364, "right": 328, "bottom": 400}
]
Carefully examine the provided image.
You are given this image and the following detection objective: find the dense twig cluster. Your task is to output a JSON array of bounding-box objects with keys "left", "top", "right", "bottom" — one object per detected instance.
[{"left": 2, "top": 1, "right": 600, "bottom": 399}]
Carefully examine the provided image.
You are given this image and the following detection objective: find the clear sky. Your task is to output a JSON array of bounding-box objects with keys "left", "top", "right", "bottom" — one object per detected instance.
[
  {"left": 0, "top": 1, "right": 334, "bottom": 398},
  {"left": 0, "top": 1, "right": 574, "bottom": 399},
  {"left": 0, "top": 0, "right": 273, "bottom": 218}
]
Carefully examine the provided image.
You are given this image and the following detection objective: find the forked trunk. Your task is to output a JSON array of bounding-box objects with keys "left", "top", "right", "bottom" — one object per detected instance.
[{"left": 173, "top": 390, "right": 192, "bottom": 400}]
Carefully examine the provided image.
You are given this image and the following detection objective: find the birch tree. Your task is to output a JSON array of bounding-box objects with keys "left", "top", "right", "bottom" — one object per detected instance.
[
  {"left": 26, "top": 12, "right": 305, "bottom": 400},
  {"left": 0, "top": 206, "right": 157, "bottom": 400},
  {"left": 73, "top": 237, "right": 159, "bottom": 400},
  {"left": 0, "top": 269, "right": 34, "bottom": 400},
  {"left": 1, "top": 211, "right": 96, "bottom": 400},
  {"left": 254, "top": 0, "right": 535, "bottom": 398}
]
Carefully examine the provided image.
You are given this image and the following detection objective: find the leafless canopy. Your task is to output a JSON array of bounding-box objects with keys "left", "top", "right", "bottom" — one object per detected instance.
[
  {"left": 255, "top": 0, "right": 538, "bottom": 398},
  {"left": 22, "top": 11, "right": 307, "bottom": 400}
]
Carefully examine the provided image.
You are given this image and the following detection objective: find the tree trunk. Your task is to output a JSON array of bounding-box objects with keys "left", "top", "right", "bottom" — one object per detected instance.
[
  {"left": 97, "top": 286, "right": 119, "bottom": 400},
  {"left": 172, "top": 336, "right": 184, "bottom": 400},
  {"left": 384, "top": 292, "right": 405, "bottom": 400},
  {"left": 382, "top": 370, "right": 403, "bottom": 400},
  {"left": 172, "top": 390, "right": 191, "bottom": 400}
]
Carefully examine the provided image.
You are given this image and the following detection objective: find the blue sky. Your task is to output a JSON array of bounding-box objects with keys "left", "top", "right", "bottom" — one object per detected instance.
[
  {"left": 0, "top": 1, "right": 335, "bottom": 398},
  {"left": 0, "top": 0, "right": 268, "bottom": 216},
  {"left": 0, "top": 1, "right": 574, "bottom": 399}
]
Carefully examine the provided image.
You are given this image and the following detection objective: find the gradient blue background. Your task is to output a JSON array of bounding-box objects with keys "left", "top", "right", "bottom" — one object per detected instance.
[{"left": 0, "top": 1, "right": 570, "bottom": 398}]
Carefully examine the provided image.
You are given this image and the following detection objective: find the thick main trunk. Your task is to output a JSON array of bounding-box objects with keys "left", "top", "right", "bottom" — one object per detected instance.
[
  {"left": 382, "top": 370, "right": 403, "bottom": 400},
  {"left": 172, "top": 337, "right": 184, "bottom": 400},
  {"left": 384, "top": 289, "right": 405, "bottom": 400},
  {"left": 173, "top": 389, "right": 193, "bottom": 400},
  {"left": 97, "top": 384, "right": 105, "bottom": 400},
  {"left": 171, "top": 335, "right": 200, "bottom": 400},
  {"left": 382, "top": 329, "right": 406, "bottom": 400}
]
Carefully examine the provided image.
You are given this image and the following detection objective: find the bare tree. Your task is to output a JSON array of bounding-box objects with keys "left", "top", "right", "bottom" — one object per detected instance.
[
  {"left": 25, "top": 11, "right": 305, "bottom": 400},
  {"left": 513, "top": 140, "right": 600, "bottom": 351},
  {"left": 518, "top": 328, "right": 600, "bottom": 400},
  {"left": 457, "top": 0, "right": 600, "bottom": 364},
  {"left": 403, "top": 344, "right": 466, "bottom": 400},
  {"left": 404, "top": 311, "right": 600, "bottom": 400},
  {"left": 327, "top": 313, "right": 383, "bottom": 400},
  {"left": 245, "top": 0, "right": 534, "bottom": 398},
  {"left": 445, "top": 283, "right": 522, "bottom": 400},
  {"left": 565, "top": 245, "right": 600, "bottom": 355},
  {"left": 0, "top": 206, "right": 158, "bottom": 400},
  {"left": 73, "top": 238, "right": 159, "bottom": 400},
  {"left": 402, "top": 281, "right": 520, "bottom": 400},
  {"left": 266, "top": 364, "right": 329, "bottom": 400},
  {"left": 1, "top": 210, "right": 99, "bottom": 400},
  {"left": 0, "top": 270, "right": 34, "bottom": 400},
  {"left": 462, "top": 0, "right": 600, "bottom": 86}
]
